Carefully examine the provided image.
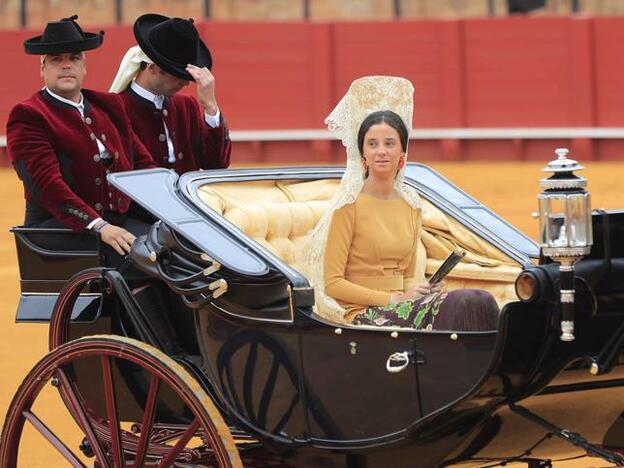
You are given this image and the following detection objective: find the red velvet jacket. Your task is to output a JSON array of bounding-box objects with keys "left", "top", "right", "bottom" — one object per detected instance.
[
  {"left": 120, "top": 87, "right": 231, "bottom": 173},
  {"left": 7, "top": 89, "right": 156, "bottom": 231}
]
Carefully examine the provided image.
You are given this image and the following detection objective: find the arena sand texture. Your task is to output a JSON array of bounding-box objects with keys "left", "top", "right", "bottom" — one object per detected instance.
[{"left": 0, "top": 163, "right": 623, "bottom": 467}]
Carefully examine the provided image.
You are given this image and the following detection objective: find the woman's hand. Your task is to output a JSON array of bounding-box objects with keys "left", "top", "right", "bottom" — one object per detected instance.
[
  {"left": 390, "top": 281, "right": 446, "bottom": 304},
  {"left": 391, "top": 283, "right": 431, "bottom": 304},
  {"left": 406, "top": 283, "right": 433, "bottom": 297}
]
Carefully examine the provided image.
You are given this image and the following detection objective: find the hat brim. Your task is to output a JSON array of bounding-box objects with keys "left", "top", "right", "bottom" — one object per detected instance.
[
  {"left": 134, "top": 13, "right": 212, "bottom": 81},
  {"left": 24, "top": 32, "right": 103, "bottom": 55}
]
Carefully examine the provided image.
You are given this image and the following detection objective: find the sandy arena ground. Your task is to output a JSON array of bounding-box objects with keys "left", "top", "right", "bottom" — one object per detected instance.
[{"left": 0, "top": 163, "right": 623, "bottom": 466}]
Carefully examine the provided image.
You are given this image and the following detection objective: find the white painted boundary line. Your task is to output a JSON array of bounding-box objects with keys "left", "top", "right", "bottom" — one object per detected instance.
[
  {"left": 4, "top": 128, "right": 624, "bottom": 147},
  {"left": 230, "top": 128, "right": 624, "bottom": 141}
]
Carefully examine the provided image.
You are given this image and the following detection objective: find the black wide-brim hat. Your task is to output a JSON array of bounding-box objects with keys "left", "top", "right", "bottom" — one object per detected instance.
[
  {"left": 24, "top": 15, "right": 104, "bottom": 55},
  {"left": 134, "top": 14, "right": 212, "bottom": 81}
]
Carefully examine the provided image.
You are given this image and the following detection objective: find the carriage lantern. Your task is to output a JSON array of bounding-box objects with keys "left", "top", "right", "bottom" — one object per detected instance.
[{"left": 538, "top": 148, "right": 593, "bottom": 342}]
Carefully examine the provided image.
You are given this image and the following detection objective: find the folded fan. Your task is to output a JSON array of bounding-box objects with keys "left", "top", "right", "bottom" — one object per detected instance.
[{"left": 429, "top": 249, "right": 467, "bottom": 285}]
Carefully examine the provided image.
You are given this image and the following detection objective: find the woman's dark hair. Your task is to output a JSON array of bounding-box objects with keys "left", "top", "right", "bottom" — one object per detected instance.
[{"left": 357, "top": 110, "right": 409, "bottom": 156}]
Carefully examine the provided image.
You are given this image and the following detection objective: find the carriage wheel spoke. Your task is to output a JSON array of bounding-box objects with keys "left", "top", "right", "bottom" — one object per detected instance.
[
  {"left": 101, "top": 356, "right": 125, "bottom": 468},
  {"left": 157, "top": 418, "right": 200, "bottom": 468},
  {"left": 22, "top": 410, "right": 87, "bottom": 467},
  {"left": 56, "top": 368, "right": 112, "bottom": 468},
  {"left": 133, "top": 375, "right": 160, "bottom": 468},
  {"left": 3, "top": 337, "right": 241, "bottom": 468}
]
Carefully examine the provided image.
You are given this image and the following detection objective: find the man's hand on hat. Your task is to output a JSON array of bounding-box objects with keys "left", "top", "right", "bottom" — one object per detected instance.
[{"left": 186, "top": 64, "right": 218, "bottom": 116}]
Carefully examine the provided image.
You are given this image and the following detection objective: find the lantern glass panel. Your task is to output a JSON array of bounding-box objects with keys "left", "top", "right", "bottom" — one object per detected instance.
[
  {"left": 567, "top": 193, "right": 591, "bottom": 247},
  {"left": 542, "top": 195, "right": 568, "bottom": 247},
  {"left": 538, "top": 195, "right": 551, "bottom": 247},
  {"left": 586, "top": 194, "right": 593, "bottom": 245}
]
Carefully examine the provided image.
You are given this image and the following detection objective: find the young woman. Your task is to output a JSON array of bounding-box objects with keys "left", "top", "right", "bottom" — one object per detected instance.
[
  {"left": 323, "top": 110, "right": 498, "bottom": 330},
  {"left": 302, "top": 76, "right": 498, "bottom": 331}
]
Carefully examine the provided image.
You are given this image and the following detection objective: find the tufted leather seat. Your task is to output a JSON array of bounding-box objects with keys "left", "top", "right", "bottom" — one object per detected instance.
[{"left": 197, "top": 179, "right": 521, "bottom": 306}]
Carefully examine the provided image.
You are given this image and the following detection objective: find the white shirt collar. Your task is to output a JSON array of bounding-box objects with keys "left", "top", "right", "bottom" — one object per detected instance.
[
  {"left": 44, "top": 87, "right": 84, "bottom": 116},
  {"left": 130, "top": 81, "right": 165, "bottom": 109}
]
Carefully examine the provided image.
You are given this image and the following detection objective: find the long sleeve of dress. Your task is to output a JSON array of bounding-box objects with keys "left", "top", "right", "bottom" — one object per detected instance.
[
  {"left": 403, "top": 208, "right": 425, "bottom": 290},
  {"left": 324, "top": 204, "right": 392, "bottom": 307}
]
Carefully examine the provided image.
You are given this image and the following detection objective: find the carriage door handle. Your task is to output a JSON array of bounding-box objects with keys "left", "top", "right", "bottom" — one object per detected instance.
[
  {"left": 386, "top": 351, "right": 410, "bottom": 373},
  {"left": 386, "top": 350, "right": 426, "bottom": 373}
]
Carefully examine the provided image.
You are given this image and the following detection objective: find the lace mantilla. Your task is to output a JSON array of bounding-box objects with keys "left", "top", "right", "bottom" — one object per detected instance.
[
  {"left": 300, "top": 76, "right": 421, "bottom": 323},
  {"left": 109, "top": 45, "right": 152, "bottom": 93}
]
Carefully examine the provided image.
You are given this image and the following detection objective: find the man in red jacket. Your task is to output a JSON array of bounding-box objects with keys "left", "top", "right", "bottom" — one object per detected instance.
[
  {"left": 7, "top": 16, "right": 157, "bottom": 258},
  {"left": 110, "top": 14, "right": 231, "bottom": 173}
]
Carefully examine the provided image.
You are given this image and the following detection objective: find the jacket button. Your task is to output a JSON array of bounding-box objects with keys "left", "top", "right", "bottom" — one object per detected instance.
[
  {"left": 90, "top": 132, "right": 96, "bottom": 140},
  {"left": 109, "top": 203, "right": 114, "bottom": 209},
  {"left": 114, "top": 151, "right": 119, "bottom": 160},
  {"left": 93, "top": 154, "right": 101, "bottom": 163},
  {"left": 101, "top": 134, "right": 107, "bottom": 142},
  {"left": 178, "top": 152, "right": 184, "bottom": 160},
  {"left": 84, "top": 117, "right": 92, "bottom": 125},
  {"left": 95, "top": 203, "right": 103, "bottom": 211},
  {"left": 163, "top": 109, "right": 168, "bottom": 117},
  {"left": 158, "top": 134, "right": 166, "bottom": 142},
  {"left": 81, "top": 213, "right": 88, "bottom": 220},
  {"left": 108, "top": 192, "right": 113, "bottom": 198},
  {"left": 95, "top": 177, "right": 101, "bottom": 186}
]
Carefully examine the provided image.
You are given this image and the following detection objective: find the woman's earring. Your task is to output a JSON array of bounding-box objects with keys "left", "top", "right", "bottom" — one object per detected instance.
[{"left": 399, "top": 157, "right": 405, "bottom": 168}]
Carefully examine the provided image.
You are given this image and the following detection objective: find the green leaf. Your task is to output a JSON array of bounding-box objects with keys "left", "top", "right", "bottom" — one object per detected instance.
[
  {"left": 413, "top": 308, "right": 427, "bottom": 329},
  {"left": 396, "top": 301, "right": 412, "bottom": 320},
  {"left": 365, "top": 308, "right": 378, "bottom": 322}
]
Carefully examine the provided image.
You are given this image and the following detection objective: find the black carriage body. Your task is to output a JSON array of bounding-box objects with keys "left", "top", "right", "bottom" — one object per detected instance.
[{"left": 11, "top": 165, "right": 624, "bottom": 467}]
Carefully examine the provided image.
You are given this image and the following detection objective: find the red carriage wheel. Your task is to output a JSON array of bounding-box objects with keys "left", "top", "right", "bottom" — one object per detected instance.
[
  {"left": 48, "top": 268, "right": 105, "bottom": 351},
  {"left": 0, "top": 335, "right": 243, "bottom": 467}
]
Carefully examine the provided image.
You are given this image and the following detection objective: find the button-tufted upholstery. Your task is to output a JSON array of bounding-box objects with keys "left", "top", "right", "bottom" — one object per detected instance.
[{"left": 197, "top": 178, "right": 521, "bottom": 307}]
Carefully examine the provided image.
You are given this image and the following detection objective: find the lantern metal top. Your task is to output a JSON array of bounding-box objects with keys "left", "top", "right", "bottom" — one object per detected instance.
[
  {"left": 543, "top": 148, "right": 585, "bottom": 173},
  {"left": 540, "top": 148, "right": 587, "bottom": 191}
]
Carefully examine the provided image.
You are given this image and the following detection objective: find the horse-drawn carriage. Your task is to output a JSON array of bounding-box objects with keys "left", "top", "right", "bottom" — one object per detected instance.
[{"left": 2, "top": 163, "right": 624, "bottom": 467}]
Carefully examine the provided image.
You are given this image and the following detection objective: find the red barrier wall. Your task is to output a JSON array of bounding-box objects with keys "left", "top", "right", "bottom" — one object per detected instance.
[{"left": 3, "top": 17, "right": 624, "bottom": 162}]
